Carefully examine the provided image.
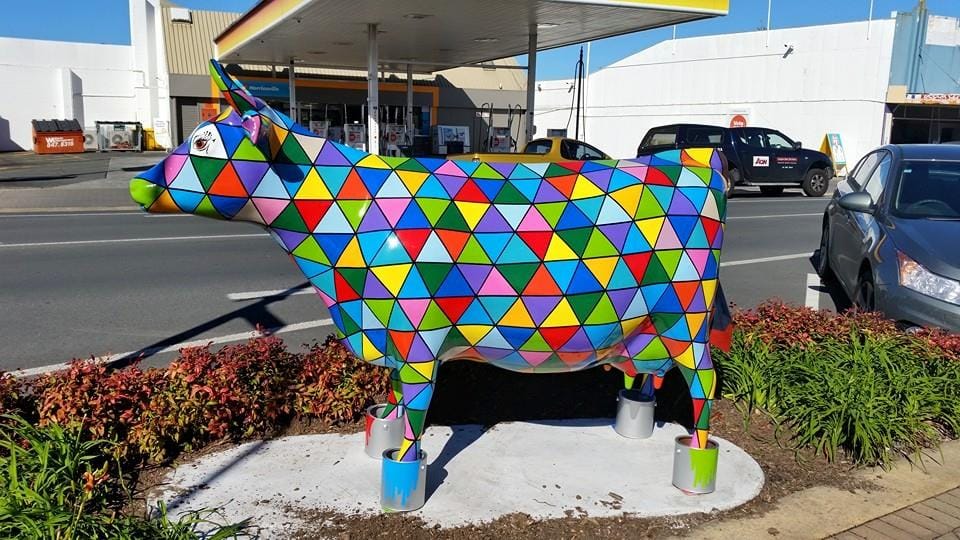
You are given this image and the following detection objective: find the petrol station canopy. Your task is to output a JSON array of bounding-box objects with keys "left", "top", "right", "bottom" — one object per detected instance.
[
  {"left": 215, "top": 0, "right": 729, "bottom": 72},
  {"left": 213, "top": 0, "right": 727, "bottom": 150}
]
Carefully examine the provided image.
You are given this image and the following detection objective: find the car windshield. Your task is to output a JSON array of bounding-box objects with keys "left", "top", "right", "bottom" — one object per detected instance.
[{"left": 892, "top": 160, "right": 960, "bottom": 219}]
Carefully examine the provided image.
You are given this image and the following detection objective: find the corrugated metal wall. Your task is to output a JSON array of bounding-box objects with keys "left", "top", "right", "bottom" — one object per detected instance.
[{"left": 163, "top": 8, "right": 239, "bottom": 76}]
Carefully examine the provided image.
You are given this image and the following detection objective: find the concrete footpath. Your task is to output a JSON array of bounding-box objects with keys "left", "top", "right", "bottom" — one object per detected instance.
[
  {"left": 685, "top": 440, "right": 960, "bottom": 539},
  {"left": 0, "top": 151, "right": 164, "bottom": 212}
]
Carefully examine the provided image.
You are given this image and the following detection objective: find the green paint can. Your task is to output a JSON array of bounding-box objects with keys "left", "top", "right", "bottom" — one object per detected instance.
[{"left": 672, "top": 435, "right": 718, "bottom": 494}]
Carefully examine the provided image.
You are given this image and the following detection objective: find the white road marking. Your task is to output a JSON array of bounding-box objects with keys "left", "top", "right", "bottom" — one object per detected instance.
[
  {"left": 12, "top": 318, "right": 335, "bottom": 378},
  {"left": 727, "top": 213, "right": 821, "bottom": 220},
  {"left": 0, "top": 233, "right": 269, "bottom": 248},
  {"left": 228, "top": 287, "right": 314, "bottom": 301},
  {"left": 728, "top": 198, "right": 826, "bottom": 204},
  {"left": 720, "top": 252, "right": 812, "bottom": 267},
  {"left": 805, "top": 273, "right": 822, "bottom": 310}
]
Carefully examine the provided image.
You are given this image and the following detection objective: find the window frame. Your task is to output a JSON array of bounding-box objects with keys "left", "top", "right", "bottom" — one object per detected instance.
[
  {"left": 525, "top": 139, "right": 553, "bottom": 155},
  {"left": 847, "top": 151, "right": 883, "bottom": 191},
  {"left": 764, "top": 130, "right": 796, "bottom": 150},
  {"left": 641, "top": 127, "right": 679, "bottom": 149},
  {"left": 860, "top": 151, "right": 893, "bottom": 204}
]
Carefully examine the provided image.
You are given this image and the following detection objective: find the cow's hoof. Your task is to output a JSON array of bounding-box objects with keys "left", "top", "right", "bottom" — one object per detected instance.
[
  {"left": 380, "top": 450, "right": 427, "bottom": 512},
  {"left": 672, "top": 436, "right": 719, "bottom": 494},
  {"left": 364, "top": 404, "right": 404, "bottom": 459},
  {"left": 614, "top": 389, "right": 655, "bottom": 439}
]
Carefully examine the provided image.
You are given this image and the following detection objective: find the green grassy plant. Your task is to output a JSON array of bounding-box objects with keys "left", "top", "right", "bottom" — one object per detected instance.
[
  {"left": 716, "top": 316, "right": 960, "bottom": 467},
  {"left": 0, "top": 415, "right": 248, "bottom": 540}
]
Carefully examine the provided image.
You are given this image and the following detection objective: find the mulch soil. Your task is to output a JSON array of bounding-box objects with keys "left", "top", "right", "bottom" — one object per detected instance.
[{"left": 136, "top": 361, "right": 872, "bottom": 539}]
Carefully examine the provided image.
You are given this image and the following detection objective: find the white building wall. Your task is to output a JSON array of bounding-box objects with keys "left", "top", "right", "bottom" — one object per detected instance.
[
  {"left": 537, "top": 20, "right": 897, "bottom": 166},
  {"left": 0, "top": 0, "right": 170, "bottom": 151},
  {"left": 0, "top": 37, "right": 137, "bottom": 151},
  {"left": 533, "top": 80, "right": 579, "bottom": 138}
]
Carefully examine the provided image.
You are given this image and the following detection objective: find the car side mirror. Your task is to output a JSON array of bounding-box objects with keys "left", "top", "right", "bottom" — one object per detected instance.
[
  {"left": 838, "top": 192, "right": 875, "bottom": 213},
  {"left": 793, "top": 141, "right": 802, "bottom": 149}
]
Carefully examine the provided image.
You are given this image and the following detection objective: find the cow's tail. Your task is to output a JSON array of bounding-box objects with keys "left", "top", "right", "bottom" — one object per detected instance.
[{"left": 709, "top": 284, "right": 734, "bottom": 353}]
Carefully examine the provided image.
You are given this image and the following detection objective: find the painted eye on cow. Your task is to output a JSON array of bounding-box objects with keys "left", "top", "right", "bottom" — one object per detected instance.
[{"left": 193, "top": 135, "right": 214, "bottom": 153}]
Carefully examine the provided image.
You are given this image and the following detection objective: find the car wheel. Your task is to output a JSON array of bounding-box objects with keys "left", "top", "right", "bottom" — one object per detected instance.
[
  {"left": 802, "top": 168, "right": 829, "bottom": 197},
  {"left": 759, "top": 186, "right": 784, "bottom": 196},
  {"left": 816, "top": 222, "right": 834, "bottom": 280},
  {"left": 855, "top": 268, "right": 876, "bottom": 311}
]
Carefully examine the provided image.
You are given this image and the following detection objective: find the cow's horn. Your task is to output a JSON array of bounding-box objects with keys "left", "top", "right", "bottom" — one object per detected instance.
[{"left": 209, "top": 60, "right": 261, "bottom": 116}]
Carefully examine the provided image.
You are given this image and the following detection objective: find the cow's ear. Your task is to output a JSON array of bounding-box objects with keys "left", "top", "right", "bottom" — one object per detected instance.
[
  {"left": 209, "top": 60, "right": 261, "bottom": 116},
  {"left": 241, "top": 113, "right": 263, "bottom": 143}
]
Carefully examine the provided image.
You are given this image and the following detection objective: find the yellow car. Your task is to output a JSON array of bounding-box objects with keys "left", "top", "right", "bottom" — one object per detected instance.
[{"left": 449, "top": 136, "right": 611, "bottom": 163}]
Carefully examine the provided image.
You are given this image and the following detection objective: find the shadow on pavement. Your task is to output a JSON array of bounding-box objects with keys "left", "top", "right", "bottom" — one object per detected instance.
[
  {"left": 109, "top": 282, "right": 312, "bottom": 370},
  {"left": 0, "top": 174, "right": 79, "bottom": 183},
  {"left": 420, "top": 360, "right": 697, "bottom": 489}
]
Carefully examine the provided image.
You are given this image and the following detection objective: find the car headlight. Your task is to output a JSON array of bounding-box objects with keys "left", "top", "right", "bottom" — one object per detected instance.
[{"left": 898, "top": 252, "right": 960, "bottom": 306}]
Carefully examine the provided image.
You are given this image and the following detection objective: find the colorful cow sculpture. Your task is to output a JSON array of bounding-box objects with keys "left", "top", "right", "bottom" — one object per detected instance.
[{"left": 130, "top": 61, "right": 731, "bottom": 509}]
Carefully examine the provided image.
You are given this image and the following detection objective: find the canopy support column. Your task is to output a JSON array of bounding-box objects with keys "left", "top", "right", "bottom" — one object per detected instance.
[
  {"left": 406, "top": 63, "right": 414, "bottom": 147},
  {"left": 525, "top": 26, "right": 537, "bottom": 144},
  {"left": 367, "top": 23, "right": 380, "bottom": 154},
  {"left": 288, "top": 58, "right": 297, "bottom": 122}
]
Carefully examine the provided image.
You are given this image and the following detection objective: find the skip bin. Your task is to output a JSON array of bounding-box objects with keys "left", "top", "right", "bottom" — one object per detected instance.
[{"left": 32, "top": 119, "right": 84, "bottom": 154}]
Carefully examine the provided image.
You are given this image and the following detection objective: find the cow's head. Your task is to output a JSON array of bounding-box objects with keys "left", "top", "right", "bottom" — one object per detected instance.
[{"left": 130, "top": 60, "right": 303, "bottom": 223}]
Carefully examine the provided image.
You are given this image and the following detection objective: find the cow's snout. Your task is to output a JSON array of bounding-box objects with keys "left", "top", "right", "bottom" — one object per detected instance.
[{"left": 130, "top": 178, "right": 163, "bottom": 209}]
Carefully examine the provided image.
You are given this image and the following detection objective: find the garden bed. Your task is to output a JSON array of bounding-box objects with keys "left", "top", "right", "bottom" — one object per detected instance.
[{"left": 1, "top": 302, "right": 958, "bottom": 538}]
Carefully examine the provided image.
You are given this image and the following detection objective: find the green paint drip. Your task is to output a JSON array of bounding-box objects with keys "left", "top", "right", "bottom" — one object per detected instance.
[{"left": 688, "top": 445, "right": 718, "bottom": 489}]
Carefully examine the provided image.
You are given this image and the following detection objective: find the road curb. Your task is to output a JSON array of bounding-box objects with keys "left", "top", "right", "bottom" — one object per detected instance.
[{"left": 683, "top": 440, "right": 960, "bottom": 539}]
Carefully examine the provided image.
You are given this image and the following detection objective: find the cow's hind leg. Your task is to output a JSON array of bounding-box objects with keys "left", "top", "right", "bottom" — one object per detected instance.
[
  {"left": 673, "top": 341, "right": 719, "bottom": 494},
  {"left": 677, "top": 342, "right": 716, "bottom": 449},
  {"left": 613, "top": 361, "right": 658, "bottom": 439},
  {"left": 380, "top": 358, "right": 438, "bottom": 512}
]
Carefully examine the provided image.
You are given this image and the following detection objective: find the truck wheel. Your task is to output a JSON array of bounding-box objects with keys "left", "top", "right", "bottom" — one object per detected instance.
[
  {"left": 759, "top": 186, "right": 784, "bottom": 196},
  {"left": 726, "top": 168, "right": 740, "bottom": 198},
  {"left": 802, "top": 168, "right": 829, "bottom": 197}
]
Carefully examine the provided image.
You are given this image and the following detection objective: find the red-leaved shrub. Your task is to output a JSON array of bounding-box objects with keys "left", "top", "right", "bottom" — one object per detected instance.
[
  {"left": 293, "top": 336, "right": 390, "bottom": 423},
  {"left": 9, "top": 333, "right": 388, "bottom": 464},
  {"left": 32, "top": 361, "right": 160, "bottom": 460},
  {"left": 0, "top": 371, "right": 28, "bottom": 418},
  {"left": 733, "top": 301, "right": 899, "bottom": 348}
]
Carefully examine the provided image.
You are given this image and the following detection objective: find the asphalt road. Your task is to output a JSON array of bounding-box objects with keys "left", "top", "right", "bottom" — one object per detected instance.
[{"left": 0, "top": 185, "right": 838, "bottom": 374}]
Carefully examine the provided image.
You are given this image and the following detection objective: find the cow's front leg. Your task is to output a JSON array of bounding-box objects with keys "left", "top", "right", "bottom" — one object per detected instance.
[
  {"left": 673, "top": 342, "right": 719, "bottom": 494},
  {"left": 364, "top": 367, "right": 405, "bottom": 459},
  {"left": 395, "top": 359, "right": 436, "bottom": 461},
  {"left": 380, "top": 359, "right": 438, "bottom": 512},
  {"left": 380, "top": 367, "right": 404, "bottom": 420}
]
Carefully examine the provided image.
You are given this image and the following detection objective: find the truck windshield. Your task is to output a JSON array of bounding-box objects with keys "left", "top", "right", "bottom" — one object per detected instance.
[{"left": 892, "top": 160, "right": 960, "bottom": 219}]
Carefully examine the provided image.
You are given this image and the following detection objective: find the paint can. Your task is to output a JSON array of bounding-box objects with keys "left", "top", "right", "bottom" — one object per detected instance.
[
  {"left": 672, "top": 435, "right": 719, "bottom": 494},
  {"left": 380, "top": 450, "right": 428, "bottom": 512},
  {"left": 364, "top": 404, "right": 404, "bottom": 459},
  {"left": 614, "top": 388, "right": 655, "bottom": 439}
]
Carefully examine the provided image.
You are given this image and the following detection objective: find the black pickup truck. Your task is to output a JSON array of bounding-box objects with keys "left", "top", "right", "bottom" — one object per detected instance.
[{"left": 636, "top": 124, "right": 834, "bottom": 197}]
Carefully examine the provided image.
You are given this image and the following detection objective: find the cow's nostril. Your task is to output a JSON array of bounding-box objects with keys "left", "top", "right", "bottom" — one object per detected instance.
[{"left": 130, "top": 178, "right": 163, "bottom": 208}]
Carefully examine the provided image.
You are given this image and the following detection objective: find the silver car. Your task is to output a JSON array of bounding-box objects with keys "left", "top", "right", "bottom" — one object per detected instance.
[{"left": 817, "top": 144, "right": 960, "bottom": 332}]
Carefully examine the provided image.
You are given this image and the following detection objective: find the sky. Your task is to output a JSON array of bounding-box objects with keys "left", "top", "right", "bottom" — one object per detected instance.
[{"left": 2, "top": 0, "right": 959, "bottom": 81}]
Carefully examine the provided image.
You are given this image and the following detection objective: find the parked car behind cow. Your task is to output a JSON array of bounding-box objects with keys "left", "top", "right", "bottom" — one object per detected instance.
[
  {"left": 817, "top": 144, "right": 960, "bottom": 332},
  {"left": 637, "top": 124, "right": 834, "bottom": 197}
]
